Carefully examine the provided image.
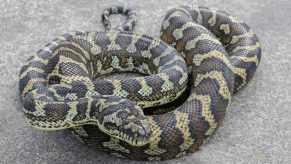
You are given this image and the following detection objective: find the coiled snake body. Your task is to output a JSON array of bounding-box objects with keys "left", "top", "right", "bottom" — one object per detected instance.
[{"left": 19, "top": 6, "right": 261, "bottom": 160}]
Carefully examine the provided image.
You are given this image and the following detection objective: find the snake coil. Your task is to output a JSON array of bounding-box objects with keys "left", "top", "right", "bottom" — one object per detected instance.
[{"left": 19, "top": 5, "right": 261, "bottom": 161}]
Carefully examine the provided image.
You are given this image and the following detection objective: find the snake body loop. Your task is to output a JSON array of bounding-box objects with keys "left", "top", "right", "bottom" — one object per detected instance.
[
  {"left": 19, "top": 6, "right": 261, "bottom": 161},
  {"left": 71, "top": 6, "right": 261, "bottom": 160},
  {"left": 162, "top": 6, "right": 261, "bottom": 93}
]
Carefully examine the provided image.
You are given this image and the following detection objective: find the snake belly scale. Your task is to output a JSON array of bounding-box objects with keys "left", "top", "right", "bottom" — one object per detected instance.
[{"left": 18, "top": 5, "right": 261, "bottom": 161}]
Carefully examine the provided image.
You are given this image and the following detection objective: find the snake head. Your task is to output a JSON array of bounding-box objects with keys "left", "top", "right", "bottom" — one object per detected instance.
[{"left": 95, "top": 96, "right": 151, "bottom": 146}]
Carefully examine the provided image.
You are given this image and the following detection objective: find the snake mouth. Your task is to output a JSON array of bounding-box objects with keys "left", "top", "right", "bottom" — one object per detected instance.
[
  {"left": 110, "top": 129, "right": 149, "bottom": 146},
  {"left": 98, "top": 125, "right": 150, "bottom": 146}
]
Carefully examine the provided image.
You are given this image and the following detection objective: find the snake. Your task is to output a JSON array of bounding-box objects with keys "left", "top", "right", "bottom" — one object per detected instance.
[{"left": 18, "top": 5, "right": 261, "bottom": 161}]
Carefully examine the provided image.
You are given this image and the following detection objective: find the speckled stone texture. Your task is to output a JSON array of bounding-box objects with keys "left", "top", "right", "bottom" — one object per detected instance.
[{"left": 0, "top": 0, "right": 290, "bottom": 163}]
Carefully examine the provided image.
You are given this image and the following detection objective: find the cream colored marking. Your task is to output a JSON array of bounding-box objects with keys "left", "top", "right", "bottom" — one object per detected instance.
[
  {"left": 159, "top": 55, "right": 184, "bottom": 72},
  {"left": 25, "top": 98, "right": 47, "bottom": 116},
  {"left": 230, "top": 31, "right": 255, "bottom": 44},
  {"left": 48, "top": 85, "right": 71, "bottom": 100},
  {"left": 195, "top": 71, "right": 231, "bottom": 100},
  {"left": 159, "top": 73, "right": 174, "bottom": 92},
  {"left": 144, "top": 117, "right": 166, "bottom": 155},
  {"left": 101, "top": 98, "right": 127, "bottom": 109},
  {"left": 65, "top": 101, "right": 79, "bottom": 124},
  {"left": 99, "top": 67, "right": 114, "bottom": 75},
  {"left": 102, "top": 137, "right": 130, "bottom": 153},
  {"left": 32, "top": 89, "right": 53, "bottom": 100},
  {"left": 127, "top": 33, "right": 141, "bottom": 53},
  {"left": 31, "top": 55, "right": 49, "bottom": 65},
  {"left": 229, "top": 15, "right": 243, "bottom": 23},
  {"left": 26, "top": 118, "right": 70, "bottom": 130},
  {"left": 61, "top": 36, "right": 91, "bottom": 61},
  {"left": 163, "top": 65, "right": 188, "bottom": 86},
  {"left": 124, "top": 119, "right": 144, "bottom": 135},
  {"left": 233, "top": 55, "right": 260, "bottom": 90},
  {"left": 127, "top": 57, "right": 134, "bottom": 70},
  {"left": 25, "top": 101, "right": 105, "bottom": 130},
  {"left": 95, "top": 60, "right": 103, "bottom": 74},
  {"left": 174, "top": 111, "right": 195, "bottom": 151},
  {"left": 179, "top": 71, "right": 188, "bottom": 85},
  {"left": 19, "top": 67, "right": 45, "bottom": 79},
  {"left": 112, "top": 80, "right": 129, "bottom": 98},
  {"left": 65, "top": 93, "right": 78, "bottom": 101},
  {"left": 70, "top": 41, "right": 91, "bottom": 61},
  {"left": 54, "top": 46, "right": 88, "bottom": 64},
  {"left": 137, "top": 79, "right": 153, "bottom": 97},
  {"left": 27, "top": 102, "right": 100, "bottom": 130},
  {"left": 90, "top": 44, "right": 102, "bottom": 55},
  {"left": 109, "top": 56, "right": 135, "bottom": 72},
  {"left": 185, "top": 33, "right": 221, "bottom": 50},
  {"left": 102, "top": 110, "right": 123, "bottom": 127},
  {"left": 193, "top": 50, "right": 232, "bottom": 67},
  {"left": 220, "top": 24, "right": 231, "bottom": 34},
  {"left": 231, "top": 42, "right": 261, "bottom": 54},
  {"left": 192, "top": 50, "right": 247, "bottom": 82},
  {"left": 86, "top": 31, "right": 97, "bottom": 43},
  {"left": 173, "top": 22, "right": 202, "bottom": 40},
  {"left": 86, "top": 90, "right": 100, "bottom": 97},
  {"left": 94, "top": 60, "right": 114, "bottom": 75},
  {"left": 153, "top": 56, "right": 161, "bottom": 67},
  {"left": 208, "top": 9, "right": 217, "bottom": 26},
  {"left": 141, "top": 50, "right": 152, "bottom": 59},
  {"left": 153, "top": 47, "right": 174, "bottom": 67},
  {"left": 139, "top": 63, "right": 151, "bottom": 74},
  {"left": 148, "top": 39, "right": 161, "bottom": 50},
  {"left": 140, "top": 86, "right": 186, "bottom": 108},
  {"left": 187, "top": 94, "right": 217, "bottom": 136},
  {"left": 233, "top": 55, "right": 259, "bottom": 66},
  {"left": 61, "top": 76, "right": 95, "bottom": 91},
  {"left": 21, "top": 78, "right": 46, "bottom": 96},
  {"left": 106, "top": 32, "right": 121, "bottom": 51},
  {"left": 58, "top": 55, "right": 88, "bottom": 74},
  {"left": 85, "top": 97, "right": 94, "bottom": 119},
  {"left": 111, "top": 56, "right": 121, "bottom": 69}
]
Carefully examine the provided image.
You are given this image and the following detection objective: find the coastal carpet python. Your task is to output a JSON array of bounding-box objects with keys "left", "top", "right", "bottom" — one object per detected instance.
[{"left": 18, "top": 5, "right": 261, "bottom": 161}]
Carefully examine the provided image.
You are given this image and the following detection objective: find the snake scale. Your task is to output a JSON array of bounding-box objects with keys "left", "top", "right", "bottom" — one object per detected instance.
[{"left": 18, "top": 5, "right": 261, "bottom": 161}]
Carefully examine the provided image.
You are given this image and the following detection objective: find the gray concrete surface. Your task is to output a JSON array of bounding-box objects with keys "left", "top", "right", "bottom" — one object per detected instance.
[{"left": 0, "top": 0, "right": 290, "bottom": 163}]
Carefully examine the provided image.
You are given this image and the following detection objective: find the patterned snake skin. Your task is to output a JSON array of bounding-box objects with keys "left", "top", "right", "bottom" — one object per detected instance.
[{"left": 18, "top": 5, "right": 261, "bottom": 161}]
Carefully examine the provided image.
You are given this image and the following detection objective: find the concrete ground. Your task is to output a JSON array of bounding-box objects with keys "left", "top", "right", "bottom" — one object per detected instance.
[{"left": 0, "top": 0, "right": 290, "bottom": 163}]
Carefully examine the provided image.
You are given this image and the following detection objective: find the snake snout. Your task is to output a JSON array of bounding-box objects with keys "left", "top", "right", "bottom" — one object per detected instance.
[{"left": 98, "top": 98, "right": 151, "bottom": 146}]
